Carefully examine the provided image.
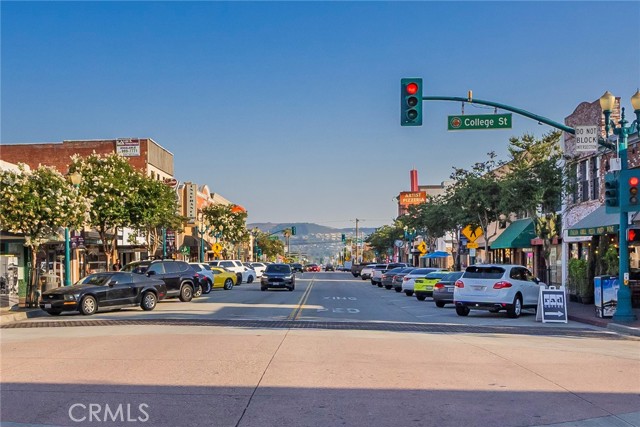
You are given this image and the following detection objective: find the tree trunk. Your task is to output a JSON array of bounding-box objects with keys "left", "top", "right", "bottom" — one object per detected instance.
[{"left": 27, "top": 245, "right": 38, "bottom": 307}]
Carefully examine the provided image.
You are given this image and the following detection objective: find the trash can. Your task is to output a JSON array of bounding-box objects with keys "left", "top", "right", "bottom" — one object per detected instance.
[{"left": 594, "top": 275, "right": 618, "bottom": 318}]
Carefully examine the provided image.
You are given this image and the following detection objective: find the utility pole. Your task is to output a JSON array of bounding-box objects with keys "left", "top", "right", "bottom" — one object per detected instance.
[{"left": 355, "top": 218, "right": 359, "bottom": 264}]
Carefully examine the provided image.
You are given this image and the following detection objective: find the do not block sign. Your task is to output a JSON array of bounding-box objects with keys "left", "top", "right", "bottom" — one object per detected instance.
[{"left": 536, "top": 287, "right": 568, "bottom": 323}]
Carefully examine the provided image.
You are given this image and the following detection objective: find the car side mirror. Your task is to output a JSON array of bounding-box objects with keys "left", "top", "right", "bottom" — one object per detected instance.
[
  {"left": 108, "top": 281, "right": 115, "bottom": 287},
  {"left": 534, "top": 278, "right": 541, "bottom": 284},
  {"left": 147, "top": 271, "right": 156, "bottom": 276}
]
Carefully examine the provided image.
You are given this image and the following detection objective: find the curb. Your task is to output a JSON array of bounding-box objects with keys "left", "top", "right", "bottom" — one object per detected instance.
[
  {"left": 0, "top": 309, "right": 49, "bottom": 324},
  {"left": 568, "top": 314, "right": 640, "bottom": 337},
  {"left": 607, "top": 322, "right": 640, "bottom": 337}
]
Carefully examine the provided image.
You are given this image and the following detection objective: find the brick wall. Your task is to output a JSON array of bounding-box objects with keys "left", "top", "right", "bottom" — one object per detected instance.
[{"left": 0, "top": 139, "right": 150, "bottom": 174}]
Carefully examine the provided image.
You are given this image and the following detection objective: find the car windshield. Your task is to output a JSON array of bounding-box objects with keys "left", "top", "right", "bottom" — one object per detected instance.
[
  {"left": 425, "top": 271, "right": 448, "bottom": 279},
  {"left": 266, "top": 265, "right": 291, "bottom": 274},
  {"left": 442, "top": 272, "right": 463, "bottom": 281},
  {"left": 386, "top": 268, "right": 403, "bottom": 274},
  {"left": 77, "top": 273, "right": 112, "bottom": 286},
  {"left": 464, "top": 266, "right": 505, "bottom": 279}
]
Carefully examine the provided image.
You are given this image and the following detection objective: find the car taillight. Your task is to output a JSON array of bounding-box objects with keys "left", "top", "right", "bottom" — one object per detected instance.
[
  {"left": 455, "top": 280, "right": 464, "bottom": 288},
  {"left": 493, "top": 281, "right": 512, "bottom": 289},
  {"left": 434, "top": 282, "right": 444, "bottom": 290}
]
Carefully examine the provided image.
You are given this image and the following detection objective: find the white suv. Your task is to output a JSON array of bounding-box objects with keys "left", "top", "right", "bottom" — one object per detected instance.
[
  {"left": 453, "top": 264, "right": 544, "bottom": 318},
  {"left": 209, "top": 260, "right": 256, "bottom": 284}
]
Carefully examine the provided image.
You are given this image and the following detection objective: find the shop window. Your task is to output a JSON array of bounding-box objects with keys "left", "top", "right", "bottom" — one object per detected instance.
[
  {"left": 579, "top": 160, "right": 589, "bottom": 202},
  {"left": 590, "top": 156, "right": 600, "bottom": 200}
]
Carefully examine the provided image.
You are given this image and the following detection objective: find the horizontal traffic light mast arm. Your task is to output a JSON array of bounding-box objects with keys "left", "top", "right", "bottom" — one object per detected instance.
[{"left": 423, "top": 96, "right": 575, "bottom": 134}]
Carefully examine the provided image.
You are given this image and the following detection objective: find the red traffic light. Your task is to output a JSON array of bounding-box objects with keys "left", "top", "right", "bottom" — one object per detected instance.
[
  {"left": 630, "top": 176, "right": 639, "bottom": 187},
  {"left": 406, "top": 82, "right": 419, "bottom": 95}
]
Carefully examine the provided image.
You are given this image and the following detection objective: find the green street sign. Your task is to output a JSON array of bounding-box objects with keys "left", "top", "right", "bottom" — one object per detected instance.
[{"left": 448, "top": 113, "right": 512, "bottom": 131}]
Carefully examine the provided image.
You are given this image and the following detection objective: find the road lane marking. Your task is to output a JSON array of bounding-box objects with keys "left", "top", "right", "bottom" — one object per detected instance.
[{"left": 287, "top": 278, "right": 315, "bottom": 320}]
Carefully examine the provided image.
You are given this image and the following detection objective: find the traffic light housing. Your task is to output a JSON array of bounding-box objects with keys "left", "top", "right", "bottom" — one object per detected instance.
[
  {"left": 628, "top": 175, "right": 639, "bottom": 208},
  {"left": 401, "top": 78, "right": 422, "bottom": 126},
  {"left": 341, "top": 233, "right": 346, "bottom": 242},
  {"left": 291, "top": 226, "right": 296, "bottom": 235},
  {"left": 604, "top": 172, "right": 619, "bottom": 213}
]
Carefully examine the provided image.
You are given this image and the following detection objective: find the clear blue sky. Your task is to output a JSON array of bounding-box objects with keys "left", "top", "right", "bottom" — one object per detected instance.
[{"left": 2, "top": 1, "right": 639, "bottom": 229}]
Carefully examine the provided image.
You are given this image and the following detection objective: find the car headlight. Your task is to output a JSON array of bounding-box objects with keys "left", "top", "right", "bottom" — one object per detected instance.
[
  {"left": 284, "top": 275, "right": 293, "bottom": 280},
  {"left": 64, "top": 294, "right": 76, "bottom": 301}
]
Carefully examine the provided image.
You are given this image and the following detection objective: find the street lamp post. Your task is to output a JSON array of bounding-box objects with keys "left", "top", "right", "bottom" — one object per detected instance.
[
  {"left": 64, "top": 172, "right": 82, "bottom": 286},
  {"left": 195, "top": 225, "right": 210, "bottom": 263},
  {"left": 599, "top": 90, "right": 640, "bottom": 323},
  {"left": 250, "top": 228, "right": 260, "bottom": 262},
  {"left": 404, "top": 227, "right": 417, "bottom": 266}
]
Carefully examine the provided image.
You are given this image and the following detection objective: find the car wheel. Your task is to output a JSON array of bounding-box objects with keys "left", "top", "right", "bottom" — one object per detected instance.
[
  {"left": 247, "top": 275, "right": 254, "bottom": 284},
  {"left": 456, "top": 305, "right": 470, "bottom": 316},
  {"left": 404, "top": 290, "right": 413, "bottom": 296},
  {"left": 435, "top": 301, "right": 445, "bottom": 308},
  {"left": 384, "top": 285, "right": 392, "bottom": 290},
  {"left": 288, "top": 286, "right": 294, "bottom": 291},
  {"left": 261, "top": 286, "right": 267, "bottom": 291},
  {"left": 179, "top": 284, "right": 193, "bottom": 302},
  {"left": 223, "top": 279, "right": 234, "bottom": 290},
  {"left": 141, "top": 292, "right": 157, "bottom": 311},
  {"left": 394, "top": 287, "right": 402, "bottom": 293},
  {"left": 377, "top": 283, "right": 383, "bottom": 288},
  {"left": 203, "top": 280, "right": 212, "bottom": 294},
  {"left": 46, "top": 310, "right": 62, "bottom": 316},
  {"left": 507, "top": 295, "right": 523, "bottom": 318},
  {"left": 80, "top": 295, "right": 97, "bottom": 315},
  {"left": 371, "top": 280, "right": 376, "bottom": 285},
  {"left": 193, "top": 284, "right": 203, "bottom": 298},
  {"left": 416, "top": 295, "right": 426, "bottom": 301}
]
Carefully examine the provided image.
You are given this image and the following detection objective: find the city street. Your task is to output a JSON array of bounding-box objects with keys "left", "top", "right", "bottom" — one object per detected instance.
[{"left": 2, "top": 272, "right": 639, "bottom": 427}]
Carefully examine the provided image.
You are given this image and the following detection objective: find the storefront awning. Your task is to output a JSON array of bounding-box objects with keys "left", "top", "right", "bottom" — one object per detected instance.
[
  {"left": 420, "top": 251, "right": 450, "bottom": 259},
  {"left": 490, "top": 218, "right": 536, "bottom": 249},
  {"left": 182, "top": 235, "right": 212, "bottom": 251},
  {"left": 566, "top": 205, "right": 619, "bottom": 237}
]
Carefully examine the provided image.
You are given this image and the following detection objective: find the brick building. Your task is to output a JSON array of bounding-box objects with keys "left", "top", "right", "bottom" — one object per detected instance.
[{"left": 0, "top": 138, "right": 174, "bottom": 181}]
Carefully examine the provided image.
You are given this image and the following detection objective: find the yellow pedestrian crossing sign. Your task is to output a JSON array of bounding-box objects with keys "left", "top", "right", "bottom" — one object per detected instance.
[
  {"left": 417, "top": 241, "right": 427, "bottom": 255},
  {"left": 462, "top": 225, "right": 483, "bottom": 242},
  {"left": 212, "top": 243, "right": 223, "bottom": 255}
]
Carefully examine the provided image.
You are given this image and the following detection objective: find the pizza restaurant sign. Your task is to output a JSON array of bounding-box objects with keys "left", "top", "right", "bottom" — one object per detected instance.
[{"left": 399, "top": 191, "right": 427, "bottom": 206}]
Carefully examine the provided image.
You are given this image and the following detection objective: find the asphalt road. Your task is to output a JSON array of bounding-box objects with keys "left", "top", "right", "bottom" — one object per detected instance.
[{"left": 2, "top": 272, "right": 639, "bottom": 427}]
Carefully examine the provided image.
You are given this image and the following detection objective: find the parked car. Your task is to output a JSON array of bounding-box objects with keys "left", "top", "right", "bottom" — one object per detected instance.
[
  {"left": 209, "top": 260, "right": 256, "bottom": 284},
  {"left": 400, "top": 268, "right": 442, "bottom": 296},
  {"left": 381, "top": 267, "right": 406, "bottom": 290},
  {"left": 371, "top": 263, "right": 408, "bottom": 287},
  {"left": 290, "top": 263, "right": 304, "bottom": 273},
  {"left": 361, "top": 264, "right": 384, "bottom": 280},
  {"left": 350, "top": 263, "right": 370, "bottom": 277},
  {"left": 261, "top": 263, "right": 295, "bottom": 291},
  {"left": 189, "top": 262, "right": 215, "bottom": 294},
  {"left": 324, "top": 263, "right": 335, "bottom": 271},
  {"left": 209, "top": 267, "right": 237, "bottom": 290},
  {"left": 250, "top": 262, "right": 267, "bottom": 278},
  {"left": 414, "top": 270, "right": 452, "bottom": 301},
  {"left": 453, "top": 264, "right": 544, "bottom": 318},
  {"left": 432, "top": 271, "right": 464, "bottom": 307},
  {"left": 391, "top": 267, "right": 417, "bottom": 292},
  {"left": 122, "top": 260, "right": 200, "bottom": 302},
  {"left": 39, "top": 272, "right": 167, "bottom": 316}
]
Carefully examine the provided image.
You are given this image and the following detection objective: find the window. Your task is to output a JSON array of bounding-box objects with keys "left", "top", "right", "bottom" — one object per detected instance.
[
  {"left": 579, "top": 160, "right": 589, "bottom": 202},
  {"left": 164, "top": 262, "right": 181, "bottom": 273},
  {"left": 591, "top": 156, "right": 600, "bottom": 200},
  {"left": 464, "top": 266, "right": 505, "bottom": 279},
  {"left": 147, "top": 263, "right": 165, "bottom": 275}
]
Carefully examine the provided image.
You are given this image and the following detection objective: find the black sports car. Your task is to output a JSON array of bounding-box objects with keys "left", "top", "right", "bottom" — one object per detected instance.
[{"left": 39, "top": 272, "right": 167, "bottom": 316}]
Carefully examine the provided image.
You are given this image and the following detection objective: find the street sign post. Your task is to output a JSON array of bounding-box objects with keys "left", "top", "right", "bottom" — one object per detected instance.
[{"left": 448, "top": 114, "right": 512, "bottom": 131}]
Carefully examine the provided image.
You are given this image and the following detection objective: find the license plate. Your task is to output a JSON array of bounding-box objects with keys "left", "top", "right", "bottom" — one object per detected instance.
[
  {"left": 45, "top": 304, "right": 51, "bottom": 309},
  {"left": 473, "top": 286, "right": 485, "bottom": 291}
]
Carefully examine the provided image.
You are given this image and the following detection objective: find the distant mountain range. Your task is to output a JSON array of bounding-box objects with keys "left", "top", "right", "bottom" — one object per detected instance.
[{"left": 248, "top": 222, "right": 377, "bottom": 236}]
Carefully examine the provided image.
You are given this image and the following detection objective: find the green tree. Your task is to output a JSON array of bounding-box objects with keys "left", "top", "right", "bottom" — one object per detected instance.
[
  {"left": 365, "top": 224, "right": 404, "bottom": 259},
  {"left": 69, "top": 153, "right": 139, "bottom": 269},
  {"left": 448, "top": 152, "right": 509, "bottom": 256},
  {"left": 129, "top": 176, "right": 184, "bottom": 257},
  {"left": 503, "top": 131, "right": 563, "bottom": 275},
  {"left": 255, "top": 232, "right": 285, "bottom": 261},
  {"left": 0, "top": 165, "right": 88, "bottom": 305},
  {"left": 201, "top": 204, "right": 250, "bottom": 257}
]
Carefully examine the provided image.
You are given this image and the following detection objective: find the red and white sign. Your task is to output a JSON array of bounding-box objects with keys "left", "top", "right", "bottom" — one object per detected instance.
[{"left": 164, "top": 177, "right": 178, "bottom": 188}]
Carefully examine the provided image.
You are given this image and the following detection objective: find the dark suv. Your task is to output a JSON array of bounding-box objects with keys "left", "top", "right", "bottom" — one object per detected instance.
[{"left": 123, "top": 260, "right": 201, "bottom": 302}]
